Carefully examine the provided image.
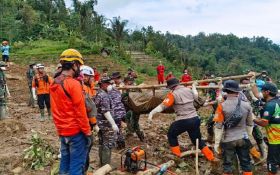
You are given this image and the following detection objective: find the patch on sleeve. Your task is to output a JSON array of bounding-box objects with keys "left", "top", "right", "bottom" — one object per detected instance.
[{"left": 263, "top": 111, "right": 270, "bottom": 117}]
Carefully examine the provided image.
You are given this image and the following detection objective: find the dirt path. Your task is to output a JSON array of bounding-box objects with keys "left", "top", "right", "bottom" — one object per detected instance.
[{"left": 0, "top": 63, "right": 267, "bottom": 175}]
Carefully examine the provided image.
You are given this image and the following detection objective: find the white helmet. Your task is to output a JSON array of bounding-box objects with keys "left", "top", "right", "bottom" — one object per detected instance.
[
  {"left": 36, "top": 63, "right": 44, "bottom": 69},
  {"left": 80, "top": 65, "right": 94, "bottom": 76}
]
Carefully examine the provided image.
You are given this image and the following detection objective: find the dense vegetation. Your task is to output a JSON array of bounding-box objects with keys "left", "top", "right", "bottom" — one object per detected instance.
[{"left": 1, "top": 0, "right": 280, "bottom": 83}]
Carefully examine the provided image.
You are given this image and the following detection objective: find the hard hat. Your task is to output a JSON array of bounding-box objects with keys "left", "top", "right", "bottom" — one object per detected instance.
[
  {"left": 80, "top": 65, "right": 94, "bottom": 76},
  {"left": 59, "top": 49, "right": 84, "bottom": 65},
  {"left": 36, "top": 63, "right": 45, "bottom": 69}
]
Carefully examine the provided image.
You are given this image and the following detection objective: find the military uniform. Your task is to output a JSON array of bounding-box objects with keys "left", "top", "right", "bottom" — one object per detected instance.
[
  {"left": 26, "top": 66, "right": 35, "bottom": 107},
  {"left": 0, "top": 62, "right": 7, "bottom": 119},
  {"left": 122, "top": 91, "right": 145, "bottom": 141},
  {"left": 108, "top": 87, "right": 126, "bottom": 148},
  {"left": 95, "top": 89, "right": 116, "bottom": 165}
]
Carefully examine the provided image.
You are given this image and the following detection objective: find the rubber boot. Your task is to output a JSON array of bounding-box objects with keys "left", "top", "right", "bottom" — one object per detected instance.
[
  {"left": 39, "top": 109, "right": 45, "bottom": 121},
  {"left": 0, "top": 106, "right": 6, "bottom": 120},
  {"left": 99, "top": 146, "right": 111, "bottom": 166},
  {"left": 47, "top": 108, "right": 52, "bottom": 120},
  {"left": 201, "top": 146, "right": 218, "bottom": 162},
  {"left": 250, "top": 146, "right": 261, "bottom": 159},
  {"left": 243, "top": 172, "right": 252, "bottom": 175},
  {"left": 170, "top": 146, "right": 181, "bottom": 157}
]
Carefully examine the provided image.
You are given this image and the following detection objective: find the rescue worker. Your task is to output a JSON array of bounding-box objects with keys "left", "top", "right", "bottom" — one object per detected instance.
[
  {"left": 240, "top": 77, "right": 266, "bottom": 160},
  {"left": 93, "top": 67, "right": 100, "bottom": 83},
  {"left": 156, "top": 61, "right": 165, "bottom": 84},
  {"left": 149, "top": 78, "right": 217, "bottom": 162},
  {"left": 95, "top": 76, "right": 119, "bottom": 166},
  {"left": 102, "top": 67, "right": 108, "bottom": 77},
  {"left": 32, "top": 64, "right": 53, "bottom": 121},
  {"left": 0, "top": 61, "right": 8, "bottom": 119},
  {"left": 1, "top": 40, "right": 10, "bottom": 65},
  {"left": 127, "top": 68, "right": 137, "bottom": 85},
  {"left": 50, "top": 49, "right": 92, "bottom": 175},
  {"left": 214, "top": 80, "right": 253, "bottom": 175},
  {"left": 26, "top": 63, "right": 36, "bottom": 107},
  {"left": 165, "top": 71, "right": 174, "bottom": 81},
  {"left": 111, "top": 72, "right": 124, "bottom": 88},
  {"left": 253, "top": 83, "right": 280, "bottom": 175},
  {"left": 123, "top": 76, "right": 145, "bottom": 141},
  {"left": 80, "top": 65, "right": 98, "bottom": 172},
  {"left": 81, "top": 65, "right": 96, "bottom": 97},
  {"left": 181, "top": 68, "right": 192, "bottom": 83},
  {"left": 109, "top": 72, "right": 126, "bottom": 149}
]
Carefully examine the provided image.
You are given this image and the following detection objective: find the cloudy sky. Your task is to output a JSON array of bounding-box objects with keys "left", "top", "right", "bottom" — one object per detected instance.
[{"left": 66, "top": 0, "right": 280, "bottom": 43}]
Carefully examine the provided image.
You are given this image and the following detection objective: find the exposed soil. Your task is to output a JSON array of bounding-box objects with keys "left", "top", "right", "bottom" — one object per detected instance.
[{"left": 0, "top": 63, "right": 268, "bottom": 175}]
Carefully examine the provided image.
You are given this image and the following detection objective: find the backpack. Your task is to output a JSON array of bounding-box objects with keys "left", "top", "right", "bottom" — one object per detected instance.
[{"left": 223, "top": 95, "right": 242, "bottom": 129}]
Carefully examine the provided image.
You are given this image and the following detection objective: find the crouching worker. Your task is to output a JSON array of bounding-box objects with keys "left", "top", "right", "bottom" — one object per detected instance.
[
  {"left": 214, "top": 80, "right": 253, "bottom": 175},
  {"left": 50, "top": 49, "right": 93, "bottom": 175},
  {"left": 148, "top": 77, "right": 217, "bottom": 162},
  {"left": 95, "top": 77, "right": 119, "bottom": 166}
]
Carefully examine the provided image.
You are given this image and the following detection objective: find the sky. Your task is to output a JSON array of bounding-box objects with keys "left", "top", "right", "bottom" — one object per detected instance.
[{"left": 66, "top": 0, "right": 280, "bottom": 43}]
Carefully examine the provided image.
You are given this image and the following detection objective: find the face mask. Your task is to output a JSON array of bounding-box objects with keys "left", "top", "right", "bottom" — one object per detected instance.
[
  {"left": 107, "top": 85, "right": 113, "bottom": 92},
  {"left": 0, "top": 67, "right": 6, "bottom": 71}
]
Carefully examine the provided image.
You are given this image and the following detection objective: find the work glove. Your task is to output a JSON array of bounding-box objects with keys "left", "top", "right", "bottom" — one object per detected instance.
[
  {"left": 32, "top": 88, "right": 37, "bottom": 100},
  {"left": 104, "top": 111, "right": 119, "bottom": 134},
  {"left": 94, "top": 125, "right": 100, "bottom": 133},
  {"left": 112, "top": 124, "right": 119, "bottom": 133},
  {"left": 148, "top": 104, "right": 165, "bottom": 123}
]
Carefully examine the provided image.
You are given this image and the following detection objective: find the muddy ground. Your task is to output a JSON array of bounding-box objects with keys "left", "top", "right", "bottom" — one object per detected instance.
[{"left": 0, "top": 63, "right": 268, "bottom": 175}]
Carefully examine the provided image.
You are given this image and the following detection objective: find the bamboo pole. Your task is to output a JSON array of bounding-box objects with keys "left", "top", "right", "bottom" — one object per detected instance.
[{"left": 94, "top": 73, "right": 259, "bottom": 90}]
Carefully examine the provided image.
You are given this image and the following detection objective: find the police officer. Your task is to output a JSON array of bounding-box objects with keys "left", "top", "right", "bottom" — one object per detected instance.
[
  {"left": 109, "top": 72, "right": 126, "bottom": 149},
  {"left": 95, "top": 76, "right": 119, "bottom": 166},
  {"left": 0, "top": 61, "right": 8, "bottom": 119},
  {"left": 214, "top": 80, "right": 253, "bottom": 175}
]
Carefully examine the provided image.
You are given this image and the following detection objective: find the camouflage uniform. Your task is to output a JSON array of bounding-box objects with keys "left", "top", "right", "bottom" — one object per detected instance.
[
  {"left": 95, "top": 89, "right": 116, "bottom": 165},
  {"left": 108, "top": 87, "right": 126, "bottom": 149},
  {"left": 206, "top": 88, "right": 218, "bottom": 142},
  {"left": 242, "top": 88, "right": 266, "bottom": 157},
  {"left": 0, "top": 63, "right": 7, "bottom": 119},
  {"left": 26, "top": 67, "right": 35, "bottom": 107},
  {"left": 122, "top": 91, "right": 145, "bottom": 141}
]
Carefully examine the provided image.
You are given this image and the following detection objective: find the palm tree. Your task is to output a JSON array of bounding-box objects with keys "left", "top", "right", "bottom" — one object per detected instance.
[{"left": 109, "top": 16, "right": 128, "bottom": 49}]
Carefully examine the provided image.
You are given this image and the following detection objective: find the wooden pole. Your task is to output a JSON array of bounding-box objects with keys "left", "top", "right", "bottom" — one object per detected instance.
[
  {"left": 196, "top": 139, "right": 199, "bottom": 175},
  {"left": 94, "top": 164, "right": 113, "bottom": 175},
  {"left": 94, "top": 73, "right": 259, "bottom": 90}
]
